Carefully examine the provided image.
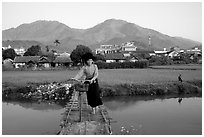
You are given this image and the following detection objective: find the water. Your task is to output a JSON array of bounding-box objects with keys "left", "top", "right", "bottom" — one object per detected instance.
[
  {"left": 2, "top": 101, "right": 64, "bottom": 135},
  {"left": 103, "top": 96, "right": 202, "bottom": 135},
  {"left": 2, "top": 96, "right": 202, "bottom": 135}
]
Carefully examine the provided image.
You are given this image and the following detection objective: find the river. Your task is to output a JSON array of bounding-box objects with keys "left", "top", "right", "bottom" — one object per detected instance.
[{"left": 2, "top": 96, "right": 202, "bottom": 135}]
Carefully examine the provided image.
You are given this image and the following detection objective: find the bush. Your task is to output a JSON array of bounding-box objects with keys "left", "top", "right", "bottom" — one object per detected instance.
[{"left": 95, "top": 60, "right": 149, "bottom": 69}]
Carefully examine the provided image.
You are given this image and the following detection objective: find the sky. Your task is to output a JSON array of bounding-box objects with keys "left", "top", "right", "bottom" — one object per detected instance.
[{"left": 2, "top": 1, "right": 202, "bottom": 42}]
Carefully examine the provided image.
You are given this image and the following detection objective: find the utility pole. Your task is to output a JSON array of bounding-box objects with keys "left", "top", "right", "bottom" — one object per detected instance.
[{"left": 148, "top": 32, "right": 151, "bottom": 47}]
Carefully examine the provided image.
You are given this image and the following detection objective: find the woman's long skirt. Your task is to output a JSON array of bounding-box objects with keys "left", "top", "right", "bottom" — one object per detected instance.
[{"left": 86, "top": 79, "right": 103, "bottom": 108}]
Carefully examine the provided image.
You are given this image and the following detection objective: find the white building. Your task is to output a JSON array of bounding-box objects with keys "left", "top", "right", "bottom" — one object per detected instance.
[
  {"left": 2, "top": 45, "right": 12, "bottom": 50},
  {"left": 121, "top": 42, "right": 137, "bottom": 52},
  {"left": 14, "top": 47, "right": 26, "bottom": 56},
  {"left": 59, "top": 52, "right": 70, "bottom": 57},
  {"left": 95, "top": 45, "right": 120, "bottom": 55},
  {"left": 187, "top": 47, "right": 201, "bottom": 53}
]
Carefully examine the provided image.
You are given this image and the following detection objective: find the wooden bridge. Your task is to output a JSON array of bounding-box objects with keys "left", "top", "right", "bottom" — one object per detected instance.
[{"left": 58, "top": 82, "right": 113, "bottom": 135}]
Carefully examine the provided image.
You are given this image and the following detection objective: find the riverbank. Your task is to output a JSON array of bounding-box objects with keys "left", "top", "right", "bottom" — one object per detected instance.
[
  {"left": 100, "top": 80, "right": 202, "bottom": 97},
  {"left": 2, "top": 66, "right": 201, "bottom": 101},
  {"left": 2, "top": 80, "right": 202, "bottom": 102}
]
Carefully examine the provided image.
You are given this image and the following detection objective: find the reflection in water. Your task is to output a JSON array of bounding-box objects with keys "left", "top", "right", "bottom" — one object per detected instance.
[
  {"left": 2, "top": 96, "right": 202, "bottom": 135},
  {"left": 178, "top": 98, "right": 183, "bottom": 104},
  {"left": 3, "top": 100, "right": 62, "bottom": 111},
  {"left": 2, "top": 101, "right": 64, "bottom": 135},
  {"left": 103, "top": 96, "right": 202, "bottom": 135}
]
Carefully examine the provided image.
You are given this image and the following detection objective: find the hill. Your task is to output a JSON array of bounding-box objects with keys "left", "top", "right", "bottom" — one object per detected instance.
[{"left": 2, "top": 19, "right": 201, "bottom": 52}]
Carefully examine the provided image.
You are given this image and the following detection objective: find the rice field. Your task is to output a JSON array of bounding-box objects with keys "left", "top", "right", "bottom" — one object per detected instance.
[{"left": 2, "top": 65, "right": 202, "bottom": 86}]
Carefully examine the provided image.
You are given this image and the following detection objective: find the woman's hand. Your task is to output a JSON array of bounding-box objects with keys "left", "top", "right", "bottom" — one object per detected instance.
[
  {"left": 90, "top": 79, "right": 95, "bottom": 84},
  {"left": 68, "top": 78, "right": 81, "bottom": 83}
]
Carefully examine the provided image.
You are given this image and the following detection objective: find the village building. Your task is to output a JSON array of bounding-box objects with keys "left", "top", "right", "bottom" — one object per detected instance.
[
  {"left": 58, "top": 52, "right": 70, "bottom": 57},
  {"left": 13, "top": 56, "right": 40, "bottom": 68},
  {"left": 186, "top": 46, "right": 202, "bottom": 55},
  {"left": 95, "top": 45, "right": 120, "bottom": 55},
  {"left": 104, "top": 53, "right": 126, "bottom": 63},
  {"left": 121, "top": 41, "right": 137, "bottom": 52},
  {"left": 38, "top": 56, "right": 52, "bottom": 68},
  {"left": 14, "top": 47, "right": 26, "bottom": 56},
  {"left": 154, "top": 48, "right": 169, "bottom": 57},
  {"left": 2, "top": 45, "right": 12, "bottom": 50},
  {"left": 126, "top": 56, "right": 139, "bottom": 62},
  {"left": 53, "top": 56, "right": 72, "bottom": 67},
  {"left": 3, "top": 58, "right": 14, "bottom": 69},
  {"left": 54, "top": 51, "right": 70, "bottom": 57}
]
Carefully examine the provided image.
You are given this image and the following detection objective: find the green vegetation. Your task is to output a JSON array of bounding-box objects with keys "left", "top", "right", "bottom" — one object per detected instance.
[
  {"left": 100, "top": 80, "right": 202, "bottom": 97},
  {"left": 24, "top": 45, "right": 42, "bottom": 56},
  {"left": 70, "top": 45, "right": 92, "bottom": 64},
  {"left": 2, "top": 65, "right": 202, "bottom": 100},
  {"left": 2, "top": 48, "right": 17, "bottom": 60},
  {"left": 96, "top": 60, "right": 149, "bottom": 69}
]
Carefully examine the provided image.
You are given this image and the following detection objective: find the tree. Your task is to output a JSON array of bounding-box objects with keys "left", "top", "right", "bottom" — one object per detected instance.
[
  {"left": 70, "top": 45, "right": 92, "bottom": 64},
  {"left": 94, "top": 53, "right": 105, "bottom": 61},
  {"left": 45, "top": 45, "right": 49, "bottom": 52},
  {"left": 132, "top": 53, "right": 150, "bottom": 60},
  {"left": 2, "top": 48, "right": 17, "bottom": 60},
  {"left": 54, "top": 40, "right": 60, "bottom": 46},
  {"left": 24, "top": 45, "right": 42, "bottom": 56}
]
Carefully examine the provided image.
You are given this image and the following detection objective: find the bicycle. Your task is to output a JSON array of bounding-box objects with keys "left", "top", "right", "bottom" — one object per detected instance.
[{"left": 67, "top": 78, "right": 91, "bottom": 122}]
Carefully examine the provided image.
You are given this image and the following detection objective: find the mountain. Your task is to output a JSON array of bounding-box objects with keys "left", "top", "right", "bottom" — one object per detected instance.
[
  {"left": 2, "top": 40, "right": 44, "bottom": 50},
  {"left": 2, "top": 19, "right": 201, "bottom": 52},
  {"left": 3, "top": 20, "right": 83, "bottom": 42}
]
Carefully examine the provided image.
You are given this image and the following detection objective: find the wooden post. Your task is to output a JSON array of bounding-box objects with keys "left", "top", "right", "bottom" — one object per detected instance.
[{"left": 79, "top": 92, "right": 82, "bottom": 122}]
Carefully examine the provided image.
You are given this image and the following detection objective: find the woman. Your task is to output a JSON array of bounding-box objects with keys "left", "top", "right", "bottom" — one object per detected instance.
[{"left": 72, "top": 53, "right": 103, "bottom": 114}]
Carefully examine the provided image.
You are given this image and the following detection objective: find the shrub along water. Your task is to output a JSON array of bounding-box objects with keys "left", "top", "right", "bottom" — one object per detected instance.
[
  {"left": 95, "top": 60, "right": 149, "bottom": 69},
  {"left": 100, "top": 80, "right": 202, "bottom": 97},
  {"left": 2, "top": 80, "right": 201, "bottom": 102}
]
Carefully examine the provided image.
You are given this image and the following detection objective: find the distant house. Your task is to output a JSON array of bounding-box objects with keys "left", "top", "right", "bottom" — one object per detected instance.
[
  {"left": 168, "top": 51, "right": 180, "bottom": 58},
  {"left": 126, "top": 56, "right": 139, "bottom": 62},
  {"left": 14, "top": 47, "right": 26, "bottom": 56},
  {"left": 121, "top": 42, "right": 137, "bottom": 52},
  {"left": 38, "top": 56, "right": 52, "bottom": 68},
  {"left": 13, "top": 56, "right": 40, "bottom": 68},
  {"left": 3, "top": 58, "right": 14, "bottom": 69},
  {"left": 59, "top": 52, "right": 70, "bottom": 57},
  {"left": 95, "top": 45, "right": 120, "bottom": 55},
  {"left": 104, "top": 53, "right": 126, "bottom": 63},
  {"left": 53, "top": 56, "right": 72, "bottom": 67},
  {"left": 129, "top": 50, "right": 155, "bottom": 58},
  {"left": 154, "top": 50, "right": 169, "bottom": 57},
  {"left": 186, "top": 47, "right": 202, "bottom": 56},
  {"left": 54, "top": 52, "right": 70, "bottom": 57},
  {"left": 2, "top": 45, "right": 12, "bottom": 50}
]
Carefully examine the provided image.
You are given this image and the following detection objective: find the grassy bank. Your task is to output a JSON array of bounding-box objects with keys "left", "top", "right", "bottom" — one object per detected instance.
[
  {"left": 2, "top": 66, "right": 202, "bottom": 100},
  {"left": 2, "top": 80, "right": 202, "bottom": 101},
  {"left": 100, "top": 80, "right": 202, "bottom": 97},
  {"left": 3, "top": 65, "right": 202, "bottom": 85}
]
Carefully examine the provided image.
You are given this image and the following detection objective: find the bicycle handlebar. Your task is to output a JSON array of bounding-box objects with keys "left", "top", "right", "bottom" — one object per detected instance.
[{"left": 68, "top": 78, "right": 91, "bottom": 84}]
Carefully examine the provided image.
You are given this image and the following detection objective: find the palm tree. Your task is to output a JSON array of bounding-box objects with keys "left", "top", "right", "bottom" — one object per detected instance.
[{"left": 54, "top": 40, "right": 60, "bottom": 46}]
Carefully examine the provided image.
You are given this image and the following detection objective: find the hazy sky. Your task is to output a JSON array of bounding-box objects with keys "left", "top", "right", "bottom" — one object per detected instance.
[{"left": 2, "top": 2, "right": 202, "bottom": 42}]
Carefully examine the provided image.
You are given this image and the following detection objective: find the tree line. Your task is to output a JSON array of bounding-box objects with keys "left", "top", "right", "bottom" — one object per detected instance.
[{"left": 2, "top": 44, "right": 103, "bottom": 65}]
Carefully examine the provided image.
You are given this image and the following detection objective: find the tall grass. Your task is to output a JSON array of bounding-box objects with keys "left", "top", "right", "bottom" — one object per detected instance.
[{"left": 2, "top": 67, "right": 202, "bottom": 86}]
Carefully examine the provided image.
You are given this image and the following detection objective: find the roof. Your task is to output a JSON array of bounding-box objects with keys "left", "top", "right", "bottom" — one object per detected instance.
[
  {"left": 104, "top": 53, "right": 125, "bottom": 60},
  {"left": 53, "top": 56, "right": 72, "bottom": 63},
  {"left": 38, "top": 57, "right": 52, "bottom": 63},
  {"left": 14, "top": 56, "right": 40, "bottom": 63},
  {"left": 125, "top": 56, "right": 139, "bottom": 60},
  {"left": 154, "top": 51, "right": 168, "bottom": 54},
  {"left": 122, "top": 50, "right": 155, "bottom": 54}
]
